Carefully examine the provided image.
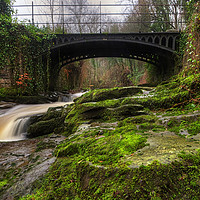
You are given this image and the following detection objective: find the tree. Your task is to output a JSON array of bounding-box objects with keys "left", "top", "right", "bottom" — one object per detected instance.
[
  {"left": 148, "top": 0, "right": 188, "bottom": 31},
  {"left": 63, "top": 0, "right": 100, "bottom": 33},
  {"left": 41, "top": 0, "right": 60, "bottom": 32},
  {"left": 121, "top": 0, "right": 187, "bottom": 32},
  {"left": 0, "top": 0, "right": 12, "bottom": 16}
]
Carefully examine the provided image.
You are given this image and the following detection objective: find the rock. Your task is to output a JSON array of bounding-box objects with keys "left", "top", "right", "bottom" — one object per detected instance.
[
  {"left": 179, "top": 129, "right": 189, "bottom": 136},
  {"left": 108, "top": 104, "right": 144, "bottom": 117},
  {"left": 159, "top": 112, "right": 200, "bottom": 127},
  {"left": 75, "top": 86, "right": 143, "bottom": 103},
  {"left": 45, "top": 92, "right": 59, "bottom": 102},
  {"left": 27, "top": 117, "right": 65, "bottom": 138},
  {"left": 0, "top": 102, "right": 17, "bottom": 109},
  {"left": 27, "top": 106, "right": 66, "bottom": 138},
  {"left": 80, "top": 105, "right": 106, "bottom": 120}
]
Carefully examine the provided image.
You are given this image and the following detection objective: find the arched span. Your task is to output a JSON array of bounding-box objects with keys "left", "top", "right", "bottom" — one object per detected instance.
[
  {"left": 50, "top": 37, "right": 177, "bottom": 70},
  {"left": 48, "top": 33, "right": 180, "bottom": 90}
]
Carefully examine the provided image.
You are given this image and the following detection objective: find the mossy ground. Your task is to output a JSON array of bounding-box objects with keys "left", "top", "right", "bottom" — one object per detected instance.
[
  {"left": 57, "top": 120, "right": 148, "bottom": 167},
  {"left": 20, "top": 107, "right": 200, "bottom": 199},
  {"left": 17, "top": 74, "right": 200, "bottom": 199},
  {"left": 14, "top": 60, "right": 200, "bottom": 199},
  {"left": 21, "top": 152, "right": 200, "bottom": 200}
]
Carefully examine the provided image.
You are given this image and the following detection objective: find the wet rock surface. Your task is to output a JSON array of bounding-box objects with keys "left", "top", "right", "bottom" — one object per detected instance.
[
  {"left": 126, "top": 131, "right": 200, "bottom": 168},
  {"left": 66, "top": 120, "right": 200, "bottom": 169},
  {"left": 0, "top": 134, "right": 66, "bottom": 200},
  {"left": 0, "top": 102, "right": 17, "bottom": 115},
  {"left": 27, "top": 106, "right": 66, "bottom": 138}
]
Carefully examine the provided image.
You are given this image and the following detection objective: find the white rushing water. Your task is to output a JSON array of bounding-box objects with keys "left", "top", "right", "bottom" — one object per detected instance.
[
  {"left": 0, "top": 102, "right": 71, "bottom": 142},
  {"left": 0, "top": 92, "right": 86, "bottom": 142}
]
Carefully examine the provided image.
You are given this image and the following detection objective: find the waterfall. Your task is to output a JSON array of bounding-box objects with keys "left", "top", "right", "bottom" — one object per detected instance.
[
  {"left": 0, "top": 92, "right": 85, "bottom": 142},
  {"left": 58, "top": 92, "right": 86, "bottom": 102},
  {"left": 0, "top": 102, "right": 69, "bottom": 141},
  {"left": 13, "top": 117, "right": 31, "bottom": 138}
]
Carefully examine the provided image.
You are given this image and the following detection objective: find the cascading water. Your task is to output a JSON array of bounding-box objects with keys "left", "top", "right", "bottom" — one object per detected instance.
[
  {"left": 0, "top": 103, "right": 69, "bottom": 141},
  {"left": 0, "top": 92, "right": 85, "bottom": 142},
  {"left": 58, "top": 92, "right": 86, "bottom": 102}
]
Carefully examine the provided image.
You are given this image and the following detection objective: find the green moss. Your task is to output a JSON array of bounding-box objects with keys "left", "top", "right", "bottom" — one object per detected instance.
[
  {"left": 20, "top": 150, "right": 200, "bottom": 200},
  {"left": 83, "top": 98, "right": 121, "bottom": 108},
  {"left": 57, "top": 124, "right": 147, "bottom": 167},
  {"left": 138, "top": 123, "right": 166, "bottom": 132},
  {"left": 75, "top": 86, "right": 143, "bottom": 104},
  {"left": 0, "top": 180, "right": 8, "bottom": 190},
  {"left": 168, "top": 119, "right": 200, "bottom": 136},
  {"left": 36, "top": 141, "right": 56, "bottom": 152},
  {"left": 118, "top": 115, "right": 158, "bottom": 126}
]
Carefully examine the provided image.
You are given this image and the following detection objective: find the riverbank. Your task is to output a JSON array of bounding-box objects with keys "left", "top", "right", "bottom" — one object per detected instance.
[
  {"left": 1, "top": 84, "right": 200, "bottom": 199},
  {"left": 0, "top": 134, "right": 66, "bottom": 199}
]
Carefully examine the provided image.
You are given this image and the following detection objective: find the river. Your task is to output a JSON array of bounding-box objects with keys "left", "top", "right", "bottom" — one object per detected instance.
[{"left": 0, "top": 92, "right": 84, "bottom": 142}]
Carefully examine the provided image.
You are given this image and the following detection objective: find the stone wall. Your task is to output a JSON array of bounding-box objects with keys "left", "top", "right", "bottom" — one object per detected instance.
[{"left": 0, "top": 68, "right": 11, "bottom": 87}]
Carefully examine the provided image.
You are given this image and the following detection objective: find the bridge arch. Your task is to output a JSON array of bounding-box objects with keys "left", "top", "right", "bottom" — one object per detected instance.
[
  {"left": 51, "top": 38, "right": 175, "bottom": 68},
  {"left": 49, "top": 33, "right": 180, "bottom": 90}
]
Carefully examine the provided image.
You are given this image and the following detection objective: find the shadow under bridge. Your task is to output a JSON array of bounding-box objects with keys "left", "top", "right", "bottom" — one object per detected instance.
[{"left": 48, "top": 32, "right": 180, "bottom": 90}]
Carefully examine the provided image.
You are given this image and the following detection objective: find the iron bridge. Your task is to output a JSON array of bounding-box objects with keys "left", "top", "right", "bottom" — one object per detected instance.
[{"left": 51, "top": 32, "right": 180, "bottom": 68}]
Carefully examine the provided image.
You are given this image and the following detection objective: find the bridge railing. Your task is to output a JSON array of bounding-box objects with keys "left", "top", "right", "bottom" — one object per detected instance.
[{"left": 12, "top": 2, "right": 187, "bottom": 34}]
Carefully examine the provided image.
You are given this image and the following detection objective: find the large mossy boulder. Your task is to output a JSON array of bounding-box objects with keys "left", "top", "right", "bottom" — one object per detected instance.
[
  {"left": 27, "top": 106, "right": 66, "bottom": 138},
  {"left": 64, "top": 98, "right": 147, "bottom": 135},
  {"left": 27, "top": 117, "right": 65, "bottom": 138},
  {"left": 75, "top": 86, "right": 144, "bottom": 103},
  {"left": 108, "top": 104, "right": 145, "bottom": 117},
  {"left": 62, "top": 86, "right": 155, "bottom": 135}
]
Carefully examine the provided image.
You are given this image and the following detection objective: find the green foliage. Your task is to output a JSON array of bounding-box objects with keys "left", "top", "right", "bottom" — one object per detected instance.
[
  {"left": 0, "top": 0, "right": 13, "bottom": 16},
  {"left": 185, "top": 0, "right": 199, "bottom": 21},
  {"left": 0, "top": 15, "right": 54, "bottom": 94},
  {"left": 0, "top": 180, "right": 8, "bottom": 190},
  {"left": 150, "top": 0, "right": 171, "bottom": 32},
  {"left": 0, "top": 87, "right": 21, "bottom": 96},
  {"left": 182, "top": 2, "right": 200, "bottom": 75}
]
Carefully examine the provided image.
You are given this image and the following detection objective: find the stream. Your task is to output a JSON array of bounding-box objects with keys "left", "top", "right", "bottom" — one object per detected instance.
[{"left": 0, "top": 92, "right": 84, "bottom": 142}]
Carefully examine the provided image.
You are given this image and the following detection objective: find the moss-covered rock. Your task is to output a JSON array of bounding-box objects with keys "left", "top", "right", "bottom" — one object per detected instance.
[
  {"left": 27, "top": 116, "right": 65, "bottom": 138},
  {"left": 75, "top": 86, "right": 144, "bottom": 103},
  {"left": 107, "top": 104, "right": 145, "bottom": 117},
  {"left": 27, "top": 106, "right": 66, "bottom": 138},
  {"left": 121, "top": 90, "right": 190, "bottom": 110},
  {"left": 64, "top": 100, "right": 147, "bottom": 135},
  {"left": 118, "top": 115, "right": 158, "bottom": 126}
]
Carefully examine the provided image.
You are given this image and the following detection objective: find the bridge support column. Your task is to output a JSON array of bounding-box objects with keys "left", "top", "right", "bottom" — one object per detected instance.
[
  {"left": 159, "top": 56, "right": 176, "bottom": 81},
  {"left": 48, "top": 67, "right": 60, "bottom": 91},
  {"left": 48, "top": 49, "right": 61, "bottom": 91}
]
